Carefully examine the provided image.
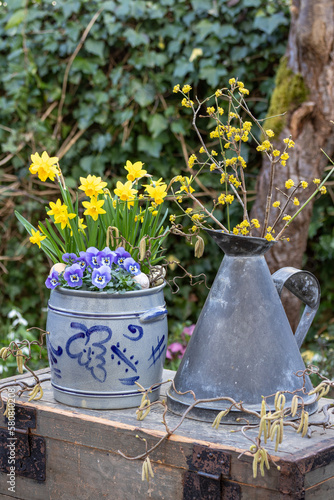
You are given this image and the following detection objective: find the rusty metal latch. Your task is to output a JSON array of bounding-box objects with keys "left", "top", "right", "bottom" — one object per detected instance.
[
  {"left": 0, "top": 403, "right": 46, "bottom": 482},
  {"left": 183, "top": 444, "right": 237, "bottom": 500}
]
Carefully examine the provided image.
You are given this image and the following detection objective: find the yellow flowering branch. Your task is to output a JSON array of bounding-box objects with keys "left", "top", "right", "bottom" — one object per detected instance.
[{"left": 275, "top": 152, "right": 334, "bottom": 240}]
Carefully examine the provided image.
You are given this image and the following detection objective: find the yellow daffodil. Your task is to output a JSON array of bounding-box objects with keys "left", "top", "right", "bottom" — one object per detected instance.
[
  {"left": 47, "top": 199, "right": 68, "bottom": 218},
  {"left": 54, "top": 211, "right": 76, "bottom": 230},
  {"left": 29, "top": 229, "right": 46, "bottom": 248},
  {"left": 29, "top": 151, "right": 59, "bottom": 182},
  {"left": 78, "top": 218, "right": 87, "bottom": 232},
  {"left": 145, "top": 182, "right": 167, "bottom": 205},
  {"left": 78, "top": 175, "right": 107, "bottom": 198},
  {"left": 124, "top": 160, "right": 147, "bottom": 181},
  {"left": 114, "top": 181, "right": 138, "bottom": 206},
  {"left": 82, "top": 197, "right": 106, "bottom": 221}
]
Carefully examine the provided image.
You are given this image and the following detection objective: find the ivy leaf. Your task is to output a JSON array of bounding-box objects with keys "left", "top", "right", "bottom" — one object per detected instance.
[
  {"left": 124, "top": 28, "right": 149, "bottom": 47},
  {"left": 85, "top": 39, "right": 105, "bottom": 59},
  {"left": 254, "top": 13, "right": 288, "bottom": 35},
  {"left": 147, "top": 114, "right": 168, "bottom": 139},
  {"left": 5, "top": 9, "right": 26, "bottom": 30},
  {"left": 131, "top": 82, "right": 155, "bottom": 107},
  {"left": 138, "top": 136, "right": 162, "bottom": 158}
]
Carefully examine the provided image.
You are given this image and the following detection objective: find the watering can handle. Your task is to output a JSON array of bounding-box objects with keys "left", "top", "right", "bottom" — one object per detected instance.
[{"left": 272, "top": 267, "right": 321, "bottom": 350}]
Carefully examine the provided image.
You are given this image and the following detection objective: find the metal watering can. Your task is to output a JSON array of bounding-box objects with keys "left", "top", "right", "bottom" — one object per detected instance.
[{"left": 167, "top": 231, "right": 320, "bottom": 423}]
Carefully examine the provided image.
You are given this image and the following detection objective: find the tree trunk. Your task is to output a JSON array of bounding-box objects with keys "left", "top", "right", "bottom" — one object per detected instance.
[{"left": 251, "top": 0, "right": 334, "bottom": 331}]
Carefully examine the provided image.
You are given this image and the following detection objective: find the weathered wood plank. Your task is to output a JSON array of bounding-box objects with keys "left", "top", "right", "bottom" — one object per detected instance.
[
  {"left": 8, "top": 438, "right": 185, "bottom": 500},
  {"left": 305, "top": 475, "right": 334, "bottom": 500},
  {"left": 305, "top": 461, "right": 334, "bottom": 489}
]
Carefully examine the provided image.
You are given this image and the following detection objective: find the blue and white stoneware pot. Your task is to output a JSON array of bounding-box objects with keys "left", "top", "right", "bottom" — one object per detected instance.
[{"left": 46, "top": 283, "right": 167, "bottom": 409}]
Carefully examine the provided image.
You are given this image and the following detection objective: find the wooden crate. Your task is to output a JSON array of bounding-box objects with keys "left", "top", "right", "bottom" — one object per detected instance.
[{"left": 1, "top": 368, "right": 334, "bottom": 499}]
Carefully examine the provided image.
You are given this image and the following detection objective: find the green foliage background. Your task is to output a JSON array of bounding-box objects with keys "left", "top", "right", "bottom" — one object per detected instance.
[{"left": 0, "top": 0, "right": 332, "bottom": 376}]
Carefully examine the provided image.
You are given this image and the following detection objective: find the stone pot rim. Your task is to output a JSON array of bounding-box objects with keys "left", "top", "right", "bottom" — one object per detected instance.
[{"left": 52, "top": 281, "right": 166, "bottom": 299}]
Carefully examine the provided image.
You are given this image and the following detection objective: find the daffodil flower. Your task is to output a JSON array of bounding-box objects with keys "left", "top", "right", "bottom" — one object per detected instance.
[
  {"left": 82, "top": 197, "right": 106, "bottom": 221},
  {"left": 29, "top": 151, "right": 59, "bottom": 182},
  {"left": 29, "top": 229, "right": 46, "bottom": 248},
  {"left": 78, "top": 175, "right": 107, "bottom": 198},
  {"left": 124, "top": 160, "right": 147, "bottom": 181}
]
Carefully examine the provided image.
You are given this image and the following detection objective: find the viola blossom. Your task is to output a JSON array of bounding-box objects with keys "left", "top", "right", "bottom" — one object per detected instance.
[
  {"left": 78, "top": 175, "right": 107, "bottom": 198},
  {"left": 124, "top": 160, "right": 147, "bottom": 182},
  {"left": 97, "top": 247, "right": 116, "bottom": 267},
  {"left": 85, "top": 247, "right": 100, "bottom": 268},
  {"left": 45, "top": 270, "right": 60, "bottom": 289},
  {"left": 123, "top": 257, "right": 141, "bottom": 275},
  {"left": 62, "top": 253, "right": 77, "bottom": 264},
  {"left": 29, "top": 228, "right": 46, "bottom": 248},
  {"left": 29, "top": 151, "right": 59, "bottom": 182},
  {"left": 92, "top": 266, "right": 111, "bottom": 289},
  {"left": 76, "top": 251, "right": 87, "bottom": 270},
  {"left": 114, "top": 247, "right": 131, "bottom": 268},
  {"left": 82, "top": 197, "right": 106, "bottom": 221},
  {"left": 63, "top": 264, "right": 83, "bottom": 288}
]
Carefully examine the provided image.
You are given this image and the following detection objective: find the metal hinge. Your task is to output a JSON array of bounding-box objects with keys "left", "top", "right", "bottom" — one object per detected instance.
[
  {"left": 0, "top": 403, "right": 46, "bottom": 482},
  {"left": 183, "top": 444, "right": 240, "bottom": 500}
]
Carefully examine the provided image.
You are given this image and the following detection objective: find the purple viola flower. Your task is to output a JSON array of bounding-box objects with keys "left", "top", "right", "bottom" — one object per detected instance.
[
  {"left": 92, "top": 265, "right": 111, "bottom": 289},
  {"left": 63, "top": 263, "right": 84, "bottom": 288},
  {"left": 62, "top": 252, "right": 77, "bottom": 264},
  {"left": 45, "top": 270, "right": 60, "bottom": 289},
  {"left": 114, "top": 246, "right": 131, "bottom": 268},
  {"left": 123, "top": 257, "right": 141, "bottom": 276},
  {"left": 97, "top": 247, "right": 117, "bottom": 268},
  {"left": 76, "top": 251, "right": 87, "bottom": 270},
  {"left": 85, "top": 247, "right": 100, "bottom": 269}
]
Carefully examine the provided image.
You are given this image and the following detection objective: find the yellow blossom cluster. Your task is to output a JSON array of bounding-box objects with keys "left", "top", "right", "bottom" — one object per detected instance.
[
  {"left": 283, "top": 138, "right": 295, "bottom": 148},
  {"left": 257, "top": 140, "right": 271, "bottom": 152},
  {"left": 285, "top": 179, "right": 295, "bottom": 189},
  {"left": 188, "top": 154, "right": 197, "bottom": 168},
  {"left": 233, "top": 220, "right": 250, "bottom": 235},
  {"left": 181, "top": 97, "right": 194, "bottom": 108},
  {"left": 191, "top": 213, "right": 205, "bottom": 222},
  {"left": 218, "top": 194, "right": 234, "bottom": 205},
  {"left": 228, "top": 174, "right": 241, "bottom": 188}
]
